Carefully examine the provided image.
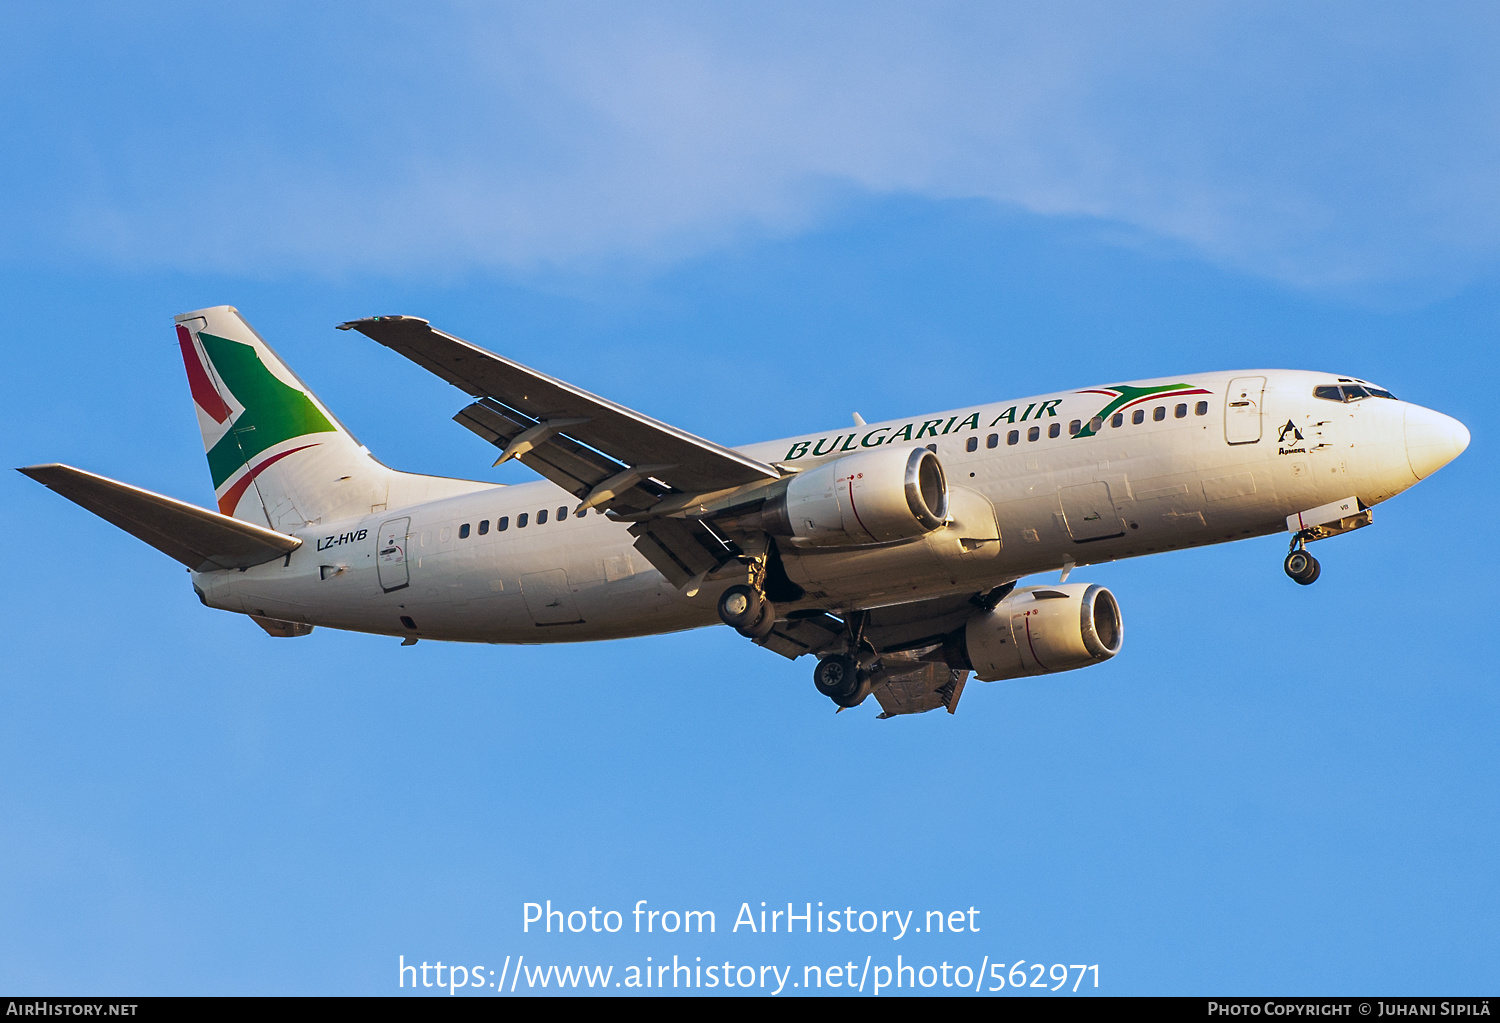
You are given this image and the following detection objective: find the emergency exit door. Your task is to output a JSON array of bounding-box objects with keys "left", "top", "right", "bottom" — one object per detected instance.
[
  {"left": 1224, "top": 376, "right": 1266, "bottom": 444},
  {"left": 1059, "top": 481, "right": 1125, "bottom": 542},
  {"left": 521, "top": 570, "right": 585, "bottom": 625}
]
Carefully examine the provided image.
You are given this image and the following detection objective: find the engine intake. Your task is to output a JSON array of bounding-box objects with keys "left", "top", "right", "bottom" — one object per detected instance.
[
  {"left": 963, "top": 583, "right": 1122, "bottom": 681},
  {"left": 760, "top": 446, "right": 949, "bottom": 547}
]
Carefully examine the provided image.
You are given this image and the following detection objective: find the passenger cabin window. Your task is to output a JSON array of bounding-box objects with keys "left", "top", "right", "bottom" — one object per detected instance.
[
  {"left": 557, "top": 506, "right": 568, "bottom": 520},
  {"left": 1175, "top": 403, "right": 1187, "bottom": 418},
  {"left": 497, "top": 516, "right": 509, "bottom": 531},
  {"left": 925, "top": 443, "right": 937, "bottom": 452},
  {"left": 537, "top": 508, "right": 549, "bottom": 525},
  {"left": 966, "top": 436, "right": 978, "bottom": 452},
  {"left": 478, "top": 520, "right": 489, "bottom": 535},
  {"left": 1153, "top": 406, "right": 1165, "bottom": 421},
  {"left": 1195, "top": 401, "right": 1209, "bottom": 416},
  {"left": 986, "top": 433, "right": 998, "bottom": 448},
  {"left": 575, "top": 507, "right": 588, "bottom": 518},
  {"left": 1111, "top": 413, "right": 1124, "bottom": 428},
  {"left": 1090, "top": 417, "right": 1103, "bottom": 432},
  {"left": 517, "top": 513, "right": 528, "bottom": 528},
  {"left": 1007, "top": 430, "right": 1019, "bottom": 445},
  {"left": 1069, "top": 420, "right": 1081, "bottom": 435},
  {"left": 1027, "top": 426, "right": 1040, "bottom": 442},
  {"left": 458, "top": 523, "right": 470, "bottom": 539},
  {"left": 1132, "top": 409, "right": 1145, "bottom": 425},
  {"left": 1048, "top": 422, "right": 1060, "bottom": 438}
]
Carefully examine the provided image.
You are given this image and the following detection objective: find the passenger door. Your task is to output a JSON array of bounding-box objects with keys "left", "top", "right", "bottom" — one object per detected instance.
[
  {"left": 376, "top": 517, "right": 411, "bottom": 592},
  {"left": 1225, "top": 376, "right": 1266, "bottom": 444}
]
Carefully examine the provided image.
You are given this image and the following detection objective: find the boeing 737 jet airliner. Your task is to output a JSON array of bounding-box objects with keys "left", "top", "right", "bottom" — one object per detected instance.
[{"left": 21, "top": 307, "right": 1470, "bottom": 717}]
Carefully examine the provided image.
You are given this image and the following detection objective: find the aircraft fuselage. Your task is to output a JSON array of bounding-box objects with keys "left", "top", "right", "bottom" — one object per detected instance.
[{"left": 192, "top": 369, "right": 1463, "bottom": 643}]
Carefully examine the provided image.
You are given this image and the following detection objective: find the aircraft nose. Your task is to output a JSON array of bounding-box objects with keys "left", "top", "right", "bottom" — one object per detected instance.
[{"left": 1405, "top": 403, "right": 1470, "bottom": 480}]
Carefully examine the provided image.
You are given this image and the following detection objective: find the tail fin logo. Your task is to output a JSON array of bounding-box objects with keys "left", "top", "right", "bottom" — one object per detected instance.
[
  {"left": 175, "top": 325, "right": 337, "bottom": 490},
  {"left": 176, "top": 325, "right": 232, "bottom": 424}
]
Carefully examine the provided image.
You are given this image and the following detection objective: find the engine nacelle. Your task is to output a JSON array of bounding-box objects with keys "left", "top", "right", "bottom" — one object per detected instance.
[
  {"left": 963, "top": 583, "right": 1123, "bottom": 682},
  {"left": 764, "top": 446, "right": 949, "bottom": 547}
]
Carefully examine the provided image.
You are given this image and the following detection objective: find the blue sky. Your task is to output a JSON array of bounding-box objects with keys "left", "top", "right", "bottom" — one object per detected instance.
[{"left": 2, "top": 3, "right": 1496, "bottom": 995}]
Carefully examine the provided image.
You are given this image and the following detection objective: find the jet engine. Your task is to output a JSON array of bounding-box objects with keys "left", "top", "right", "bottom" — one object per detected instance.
[
  {"left": 962, "top": 583, "right": 1122, "bottom": 681},
  {"left": 755, "top": 446, "right": 950, "bottom": 547}
]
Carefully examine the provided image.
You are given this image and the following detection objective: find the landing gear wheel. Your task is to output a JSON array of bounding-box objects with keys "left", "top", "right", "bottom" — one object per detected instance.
[
  {"left": 813, "top": 654, "right": 864, "bottom": 707},
  {"left": 717, "top": 585, "right": 762, "bottom": 631},
  {"left": 741, "top": 599, "right": 777, "bottom": 640},
  {"left": 718, "top": 584, "right": 776, "bottom": 640},
  {"left": 1284, "top": 549, "right": 1321, "bottom": 585}
]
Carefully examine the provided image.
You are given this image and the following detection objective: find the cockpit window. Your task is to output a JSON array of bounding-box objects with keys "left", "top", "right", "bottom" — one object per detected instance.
[{"left": 1314, "top": 383, "right": 1398, "bottom": 403}]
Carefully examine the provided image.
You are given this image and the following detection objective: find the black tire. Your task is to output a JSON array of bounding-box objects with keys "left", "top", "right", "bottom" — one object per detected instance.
[
  {"left": 717, "top": 584, "right": 762, "bottom": 631},
  {"left": 737, "top": 599, "right": 777, "bottom": 640},
  {"left": 1284, "top": 550, "right": 1321, "bottom": 585},
  {"left": 813, "top": 654, "right": 860, "bottom": 703}
]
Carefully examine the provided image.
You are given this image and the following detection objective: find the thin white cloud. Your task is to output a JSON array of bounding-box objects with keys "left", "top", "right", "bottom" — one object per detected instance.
[{"left": 9, "top": 2, "right": 1500, "bottom": 289}]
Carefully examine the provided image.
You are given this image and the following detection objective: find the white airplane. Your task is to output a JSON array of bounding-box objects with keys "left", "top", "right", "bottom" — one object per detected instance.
[{"left": 21, "top": 306, "right": 1470, "bottom": 717}]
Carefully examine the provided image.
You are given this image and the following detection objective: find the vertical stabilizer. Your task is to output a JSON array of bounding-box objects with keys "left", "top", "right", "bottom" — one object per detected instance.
[{"left": 174, "top": 306, "right": 393, "bottom": 530}]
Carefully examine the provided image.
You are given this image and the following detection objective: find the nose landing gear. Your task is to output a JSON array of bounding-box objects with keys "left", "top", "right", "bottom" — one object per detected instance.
[{"left": 1284, "top": 533, "right": 1321, "bottom": 585}]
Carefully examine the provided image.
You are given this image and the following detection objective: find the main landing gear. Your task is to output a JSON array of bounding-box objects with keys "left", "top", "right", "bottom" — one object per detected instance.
[
  {"left": 813, "top": 654, "right": 865, "bottom": 708},
  {"left": 714, "top": 563, "right": 871, "bottom": 709},
  {"left": 811, "top": 610, "right": 873, "bottom": 709},
  {"left": 717, "top": 583, "right": 776, "bottom": 640},
  {"left": 1284, "top": 533, "right": 1321, "bottom": 586}
]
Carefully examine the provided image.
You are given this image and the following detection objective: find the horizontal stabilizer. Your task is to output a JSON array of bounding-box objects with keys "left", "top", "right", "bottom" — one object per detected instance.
[{"left": 18, "top": 464, "right": 302, "bottom": 572}]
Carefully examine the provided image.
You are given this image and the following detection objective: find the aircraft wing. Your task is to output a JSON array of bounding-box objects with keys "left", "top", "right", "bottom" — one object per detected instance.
[
  {"left": 341, "top": 314, "right": 786, "bottom": 585},
  {"left": 865, "top": 652, "right": 969, "bottom": 719},
  {"left": 752, "top": 592, "right": 992, "bottom": 718},
  {"left": 338, "top": 315, "right": 781, "bottom": 510},
  {"left": 18, "top": 464, "right": 302, "bottom": 572},
  {"left": 756, "top": 585, "right": 1016, "bottom": 662},
  {"left": 861, "top": 587, "right": 1014, "bottom": 652}
]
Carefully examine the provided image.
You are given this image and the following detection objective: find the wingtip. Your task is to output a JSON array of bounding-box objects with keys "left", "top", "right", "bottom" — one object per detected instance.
[{"left": 336, "top": 315, "right": 431, "bottom": 332}]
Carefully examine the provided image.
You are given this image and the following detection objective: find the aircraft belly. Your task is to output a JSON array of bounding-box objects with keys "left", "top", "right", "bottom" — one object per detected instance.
[{"left": 399, "top": 522, "right": 711, "bottom": 642}]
